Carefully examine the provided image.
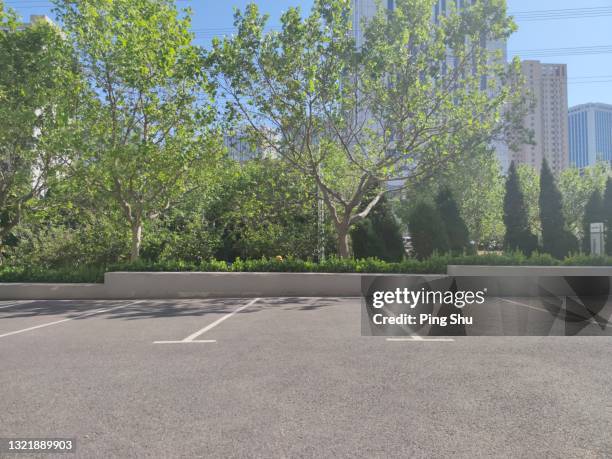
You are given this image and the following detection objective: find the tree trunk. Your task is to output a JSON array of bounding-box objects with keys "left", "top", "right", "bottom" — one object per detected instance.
[
  {"left": 336, "top": 224, "right": 351, "bottom": 259},
  {"left": 130, "top": 219, "right": 143, "bottom": 262}
]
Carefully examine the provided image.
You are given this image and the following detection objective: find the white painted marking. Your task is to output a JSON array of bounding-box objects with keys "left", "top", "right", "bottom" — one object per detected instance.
[
  {"left": 498, "top": 297, "right": 554, "bottom": 314},
  {"left": 154, "top": 340, "right": 217, "bottom": 344},
  {"left": 500, "top": 297, "right": 598, "bottom": 325},
  {"left": 183, "top": 298, "right": 260, "bottom": 342},
  {"left": 0, "top": 302, "right": 136, "bottom": 339},
  {"left": 154, "top": 298, "right": 261, "bottom": 344},
  {"left": 0, "top": 302, "right": 32, "bottom": 310},
  {"left": 386, "top": 337, "right": 455, "bottom": 342}
]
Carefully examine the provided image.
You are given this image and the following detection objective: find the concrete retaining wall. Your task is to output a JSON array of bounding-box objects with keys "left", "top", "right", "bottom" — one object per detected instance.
[
  {"left": 447, "top": 265, "right": 612, "bottom": 277},
  {"left": 0, "top": 283, "right": 107, "bottom": 300},
  {"left": 0, "top": 272, "right": 444, "bottom": 300},
  {"left": 3, "top": 266, "right": 612, "bottom": 300}
]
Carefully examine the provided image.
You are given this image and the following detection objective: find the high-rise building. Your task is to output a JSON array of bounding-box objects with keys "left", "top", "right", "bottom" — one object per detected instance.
[
  {"left": 513, "top": 60, "right": 569, "bottom": 174},
  {"left": 568, "top": 103, "right": 612, "bottom": 169},
  {"left": 223, "top": 128, "right": 277, "bottom": 162},
  {"left": 351, "top": 0, "right": 510, "bottom": 169}
]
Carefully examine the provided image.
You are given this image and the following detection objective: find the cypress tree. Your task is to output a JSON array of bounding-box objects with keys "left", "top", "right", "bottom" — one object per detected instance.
[
  {"left": 503, "top": 162, "right": 538, "bottom": 255},
  {"left": 603, "top": 178, "right": 612, "bottom": 255},
  {"left": 539, "top": 158, "right": 575, "bottom": 259},
  {"left": 435, "top": 187, "right": 471, "bottom": 255},
  {"left": 408, "top": 202, "right": 449, "bottom": 260},
  {"left": 351, "top": 193, "right": 404, "bottom": 262},
  {"left": 583, "top": 189, "right": 604, "bottom": 254}
]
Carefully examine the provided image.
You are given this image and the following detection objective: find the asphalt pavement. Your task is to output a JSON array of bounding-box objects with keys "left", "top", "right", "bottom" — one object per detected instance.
[{"left": 1, "top": 297, "right": 611, "bottom": 458}]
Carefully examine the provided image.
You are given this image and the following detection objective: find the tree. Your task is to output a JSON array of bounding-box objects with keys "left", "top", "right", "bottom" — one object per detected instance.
[
  {"left": 539, "top": 158, "right": 576, "bottom": 259},
  {"left": 504, "top": 162, "right": 537, "bottom": 255},
  {"left": 351, "top": 191, "right": 404, "bottom": 262},
  {"left": 604, "top": 178, "right": 612, "bottom": 256},
  {"left": 558, "top": 163, "right": 609, "bottom": 240},
  {"left": 408, "top": 202, "right": 448, "bottom": 260},
  {"left": 515, "top": 164, "right": 540, "bottom": 236},
  {"left": 582, "top": 189, "right": 604, "bottom": 254},
  {"left": 0, "top": 6, "right": 79, "bottom": 262},
  {"left": 449, "top": 153, "right": 505, "bottom": 249},
  {"left": 204, "top": 159, "right": 325, "bottom": 261},
  {"left": 54, "top": 0, "right": 219, "bottom": 261},
  {"left": 211, "top": 0, "right": 527, "bottom": 257},
  {"left": 399, "top": 149, "right": 505, "bottom": 249},
  {"left": 435, "top": 187, "right": 471, "bottom": 255}
]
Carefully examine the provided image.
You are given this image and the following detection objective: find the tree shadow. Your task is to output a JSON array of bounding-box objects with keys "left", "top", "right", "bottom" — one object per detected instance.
[{"left": 0, "top": 297, "right": 353, "bottom": 321}]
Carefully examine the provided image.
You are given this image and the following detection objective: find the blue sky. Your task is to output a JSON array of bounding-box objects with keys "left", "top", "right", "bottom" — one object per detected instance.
[{"left": 8, "top": 0, "right": 612, "bottom": 106}]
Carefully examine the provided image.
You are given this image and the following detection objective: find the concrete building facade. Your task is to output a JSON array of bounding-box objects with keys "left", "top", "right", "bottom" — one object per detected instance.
[
  {"left": 568, "top": 103, "right": 612, "bottom": 169},
  {"left": 513, "top": 60, "right": 569, "bottom": 174}
]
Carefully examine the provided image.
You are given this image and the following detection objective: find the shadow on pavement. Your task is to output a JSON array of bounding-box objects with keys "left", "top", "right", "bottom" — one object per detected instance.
[{"left": 0, "top": 297, "right": 350, "bottom": 321}]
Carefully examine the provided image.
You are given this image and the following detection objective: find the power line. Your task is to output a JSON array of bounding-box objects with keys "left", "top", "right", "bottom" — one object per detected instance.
[
  {"left": 569, "top": 75, "right": 612, "bottom": 80},
  {"left": 569, "top": 80, "right": 612, "bottom": 85},
  {"left": 510, "top": 6, "right": 612, "bottom": 21},
  {"left": 6, "top": 3, "right": 612, "bottom": 22},
  {"left": 509, "top": 45, "right": 612, "bottom": 58}
]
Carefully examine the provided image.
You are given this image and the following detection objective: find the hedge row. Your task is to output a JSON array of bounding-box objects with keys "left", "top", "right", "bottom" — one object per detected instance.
[{"left": 3, "top": 253, "right": 612, "bottom": 283}]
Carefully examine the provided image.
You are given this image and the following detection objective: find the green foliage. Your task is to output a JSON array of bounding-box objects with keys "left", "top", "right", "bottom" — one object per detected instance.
[
  {"left": 351, "top": 190, "right": 404, "bottom": 262},
  {"left": 8, "top": 252, "right": 612, "bottom": 283},
  {"left": 408, "top": 202, "right": 449, "bottom": 260},
  {"left": 53, "top": 0, "right": 220, "bottom": 261},
  {"left": 515, "top": 164, "right": 541, "bottom": 236},
  {"left": 603, "top": 178, "right": 612, "bottom": 256},
  {"left": 396, "top": 151, "right": 505, "bottom": 250},
  {"left": 211, "top": 160, "right": 325, "bottom": 260},
  {"left": 211, "top": 0, "right": 527, "bottom": 257},
  {"left": 504, "top": 162, "right": 538, "bottom": 255},
  {"left": 558, "top": 163, "right": 610, "bottom": 238},
  {"left": 0, "top": 12, "right": 79, "bottom": 250},
  {"left": 449, "top": 153, "right": 505, "bottom": 248},
  {"left": 582, "top": 189, "right": 604, "bottom": 254},
  {"left": 435, "top": 187, "right": 471, "bottom": 255},
  {"left": 539, "top": 159, "right": 577, "bottom": 259}
]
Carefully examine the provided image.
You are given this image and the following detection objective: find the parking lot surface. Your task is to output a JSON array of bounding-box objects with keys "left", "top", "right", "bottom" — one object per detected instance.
[{"left": 1, "top": 297, "right": 611, "bottom": 458}]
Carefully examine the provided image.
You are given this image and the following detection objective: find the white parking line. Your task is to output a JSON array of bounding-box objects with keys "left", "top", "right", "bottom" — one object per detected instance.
[
  {"left": 498, "top": 297, "right": 556, "bottom": 314},
  {"left": 499, "top": 296, "right": 601, "bottom": 326},
  {"left": 0, "top": 301, "right": 33, "bottom": 310},
  {"left": 0, "top": 302, "right": 137, "bottom": 339},
  {"left": 154, "top": 298, "right": 260, "bottom": 344},
  {"left": 153, "top": 340, "right": 218, "bottom": 344},
  {"left": 386, "top": 337, "right": 455, "bottom": 342}
]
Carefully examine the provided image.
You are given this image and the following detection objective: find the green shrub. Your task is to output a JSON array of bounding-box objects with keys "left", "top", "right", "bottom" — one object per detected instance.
[
  {"left": 408, "top": 202, "right": 449, "bottom": 260},
  {"left": 504, "top": 162, "right": 539, "bottom": 255},
  {"left": 351, "top": 192, "right": 404, "bottom": 262},
  {"left": 5, "top": 253, "right": 612, "bottom": 283},
  {"left": 435, "top": 187, "right": 472, "bottom": 255}
]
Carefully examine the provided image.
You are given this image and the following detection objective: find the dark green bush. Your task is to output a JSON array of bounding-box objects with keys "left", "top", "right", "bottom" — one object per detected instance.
[
  {"left": 4, "top": 253, "right": 612, "bottom": 283},
  {"left": 435, "top": 187, "right": 471, "bottom": 255},
  {"left": 351, "top": 192, "right": 405, "bottom": 262},
  {"left": 504, "top": 162, "right": 538, "bottom": 255},
  {"left": 408, "top": 202, "right": 449, "bottom": 259}
]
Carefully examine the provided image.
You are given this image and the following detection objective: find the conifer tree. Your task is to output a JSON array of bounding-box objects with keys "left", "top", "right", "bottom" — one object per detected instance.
[
  {"left": 539, "top": 159, "right": 576, "bottom": 258},
  {"left": 408, "top": 202, "right": 449, "bottom": 260},
  {"left": 435, "top": 187, "right": 471, "bottom": 255},
  {"left": 603, "top": 178, "right": 612, "bottom": 255},
  {"left": 504, "top": 162, "right": 538, "bottom": 255},
  {"left": 351, "top": 193, "right": 404, "bottom": 262},
  {"left": 583, "top": 189, "right": 604, "bottom": 253}
]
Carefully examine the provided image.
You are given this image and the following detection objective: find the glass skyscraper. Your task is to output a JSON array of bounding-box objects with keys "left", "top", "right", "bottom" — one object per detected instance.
[{"left": 569, "top": 103, "right": 612, "bottom": 169}]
